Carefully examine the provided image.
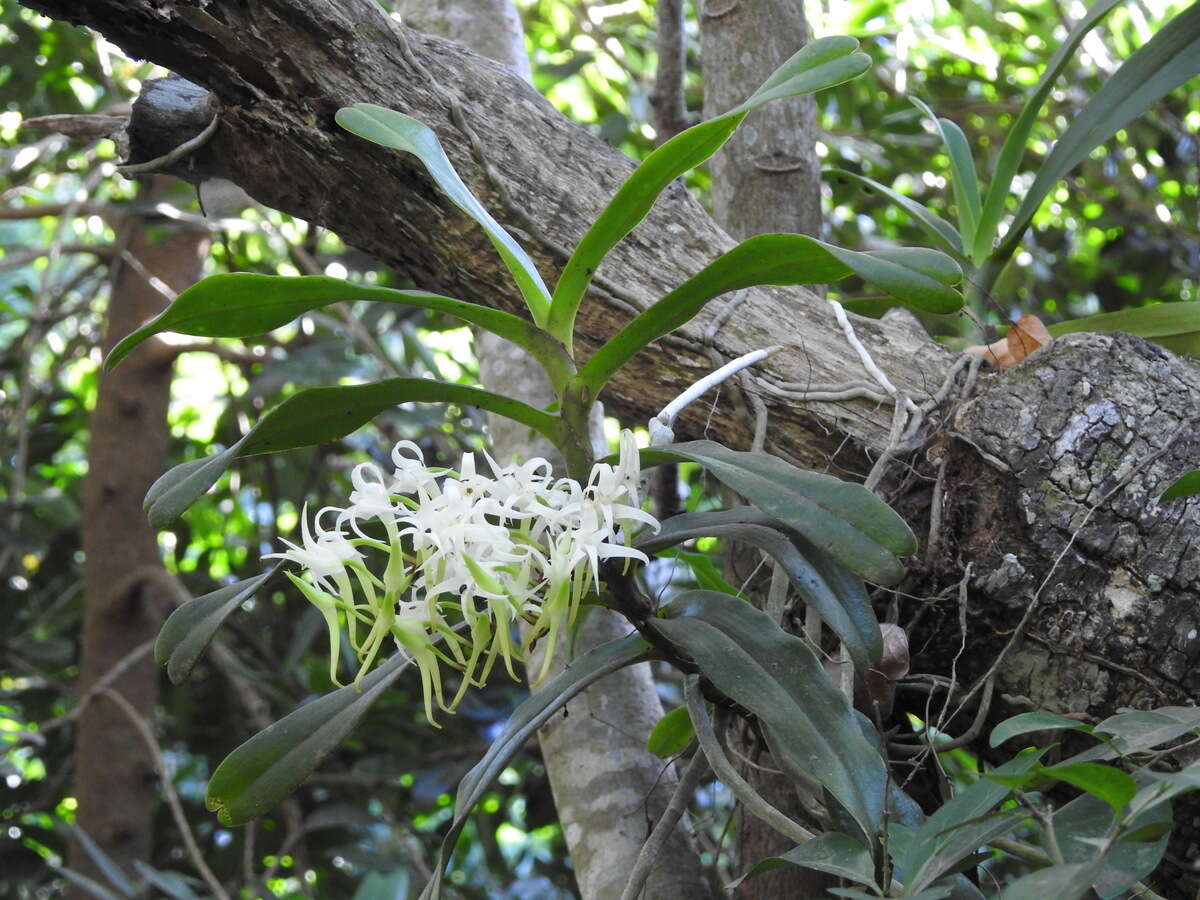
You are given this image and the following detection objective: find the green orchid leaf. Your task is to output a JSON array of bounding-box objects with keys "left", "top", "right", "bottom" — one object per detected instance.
[
  {"left": 1047, "top": 301, "right": 1200, "bottom": 358},
  {"left": 905, "top": 811, "right": 1027, "bottom": 895},
  {"left": 824, "top": 169, "right": 964, "bottom": 258},
  {"left": 421, "top": 633, "right": 652, "bottom": 899},
  {"left": 1163, "top": 470, "right": 1200, "bottom": 499},
  {"left": 972, "top": 0, "right": 1124, "bottom": 264},
  {"left": 144, "top": 444, "right": 243, "bottom": 530},
  {"left": 336, "top": 104, "right": 552, "bottom": 326},
  {"left": 1000, "top": 2, "right": 1200, "bottom": 261},
  {"left": 547, "top": 36, "right": 870, "bottom": 343},
  {"left": 638, "top": 441, "right": 916, "bottom": 584},
  {"left": 144, "top": 379, "right": 561, "bottom": 527},
  {"left": 206, "top": 652, "right": 413, "bottom": 826},
  {"left": 730, "top": 832, "right": 878, "bottom": 891},
  {"left": 1092, "top": 705, "right": 1200, "bottom": 752},
  {"left": 990, "top": 711, "right": 1094, "bottom": 748},
  {"left": 155, "top": 570, "right": 275, "bottom": 684},
  {"left": 105, "top": 273, "right": 572, "bottom": 388},
  {"left": 637, "top": 507, "right": 883, "bottom": 671},
  {"left": 646, "top": 706, "right": 695, "bottom": 758},
  {"left": 579, "top": 234, "right": 962, "bottom": 392},
  {"left": 651, "top": 591, "right": 888, "bottom": 841},
  {"left": 911, "top": 97, "right": 981, "bottom": 249}
]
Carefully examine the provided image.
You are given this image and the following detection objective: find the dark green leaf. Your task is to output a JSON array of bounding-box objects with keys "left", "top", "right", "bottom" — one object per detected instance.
[
  {"left": 998, "top": 862, "right": 1102, "bottom": 900},
  {"left": 825, "top": 169, "right": 963, "bottom": 257},
  {"left": 1001, "top": 3, "right": 1200, "bottom": 261},
  {"left": 1141, "top": 759, "right": 1200, "bottom": 811},
  {"left": 1054, "top": 783, "right": 1172, "bottom": 899},
  {"left": 650, "top": 591, "right": 888, "bottom": 840},
  {"left": 547, "top": 36, "right": 870, "bottom": 342},
  {"left": 421, "top": 634, "right": 653, "bottom": 899},
  {"left": 732, "top": 832, "right": 878, "bottom": 891},
  {"left": 971, "top": 0, "right": 1123, "bottom": 263},
  {"left": 655, "top": 547, "right": 743, "bottom": 595},
  {"left": 105, "top": 273, "right": 573, "bottom": 389},
  {"left": 579, "top": 235, "right": 962, "bottom": 391},
  {"left": 894, "top": 749, "right": 1044, "bottom": 881},
  {"left": 336, "top": 105, "right": 552, "bottom": 325},
  {"left": 1163, "top": 470, "right": 1200, "bottom": 499},
  {"left": 144, "top": 380, "right": 562, "bottom": 525},
  {"left": 1041, "top": 762, "right": 1136, "bottom": 811},
  {"left": 206, "top": 652, "right": 413, "bottom": 826},
  {"left": 989, "top": 711, "right": 1093, "bottom": 748},
  {"left": 638, "top": 442, "right": 916, "bottom": 584},
  {"left": 905, "top": 811, "right": 1026, "bottom": 894},
  {"left": 637, "top": 507, "right": 883, "bottom": 671},
  {"left": 646, "top": 706, "right": 695, "bottom": 758},
  {"left": 155, "top": 570, "right": 275, "bottom": 684}
]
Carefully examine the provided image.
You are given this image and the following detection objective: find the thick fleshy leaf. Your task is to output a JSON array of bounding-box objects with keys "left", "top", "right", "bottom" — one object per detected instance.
[
  {"left": 1163, "top": 470, "right": 1200, "bottom": 499},
  {"left": 578, "top": 235, "right": 962, "bottom": 391},
  {"left": 144, "top": 444, "right": 241, "bottom": 530},
  {"left": 1047, "top": 301, "right": 1200, "bottom": 358},
  {"left": 637, "top": 507, "right": 882, "bottom": 671},
  {"left": 1000, "top": 3, "right": 1200, "bottom": 261},
  {"left": 971, "top": 0, "right": 1123, "bottom": 264},
  {"left": 911, "top": 97, "right": 981, "bottom": 248},
  {"left": 421, "top": 633, "right": 652, "bottom": 899},
  {"left": 336, "top": 105, "right": 552, "bottom": 325},
  {"left": 731, "top": 832, "right": 878, "bottom": 891},
  {"left": 1041, "top": 762, "right": 1136, "bottom": 811},
  {"left": 638, "top": 442, "right": 916, "bottom": 584},
  {"left": 1140, "top": 759, "right": 1200, "bottom": 811},
  {"left": 105, "top": 273, "right": 573, "bottom": 388},
  {"left": 155, "top": 570, "right": 275, "bottom": 684},
  {"left": 825, "top": 169, "right": 963, "bottom": 257},
  {"left": 1054, "top": 786, "right": 1172, "bottom": 900},
  {"left": 894, "top": 749, "right": 1045, "bottom": 882},
  {"left": 206, "top": 652, "right": 413, "bottom": 826},
  {"left": 547, "top": 36, "right": 870, "bottom": 342},
  {"left": 989, "top": 710, "right": 1094, "bottom": 748},
  {"left": 650, "top": 591, "right": 888, "bottom": 841},
  {"left": 998, "top": 863, "right": 1102, "bottom": 900},
  {"left": 143, "top": 379, "right": 561, "bottom": 526},
  {"left": 646, "top": 706, "right": 695, "bottom": 758}
]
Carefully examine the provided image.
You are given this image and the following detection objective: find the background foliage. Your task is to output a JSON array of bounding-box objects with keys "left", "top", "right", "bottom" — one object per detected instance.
[{"left": 1, "top": 0, "right": 1196, "bottom": 896}]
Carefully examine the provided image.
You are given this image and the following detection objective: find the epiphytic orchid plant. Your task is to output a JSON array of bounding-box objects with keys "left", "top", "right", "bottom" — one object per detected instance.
[{"left": 109, "top": 35, "right": 997, "bottom": 899}]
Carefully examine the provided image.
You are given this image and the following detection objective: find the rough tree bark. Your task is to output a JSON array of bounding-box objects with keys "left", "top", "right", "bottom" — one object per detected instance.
[
  {"left": 73, "top": 194, "right": 207, "bottom": 888},
  {"left": 28, "top": 0, "right": 1200, "bottom": 894},
  {"left": 698, "top": 3, "right": 834, "bottom": 896},
  {"left": 393, "top": 4, "right": 713, "bottom": 896}
]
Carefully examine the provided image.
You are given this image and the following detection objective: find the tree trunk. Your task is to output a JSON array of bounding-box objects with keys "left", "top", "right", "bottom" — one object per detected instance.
[
  {"left": 72, "top": 192, "right": 207, "bottom": 888},
  {"left": 29, "top": 2, "right": 1200, "bottom": 894}
]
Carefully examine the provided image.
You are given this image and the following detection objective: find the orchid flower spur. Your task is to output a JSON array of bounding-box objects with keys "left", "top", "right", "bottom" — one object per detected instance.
[{"left": 266, "top": 432, "right": 658, "bottom": 724}]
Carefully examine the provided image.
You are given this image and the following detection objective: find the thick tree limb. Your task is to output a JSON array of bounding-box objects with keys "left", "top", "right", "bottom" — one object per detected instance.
[{"left": 24, "top": 0, "right": 947, "bottom": 469}]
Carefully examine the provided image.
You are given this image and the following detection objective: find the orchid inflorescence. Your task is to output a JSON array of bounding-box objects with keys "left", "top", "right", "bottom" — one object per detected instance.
[{"left": 265, "top": 430, "right": 658, "bottom": 724}]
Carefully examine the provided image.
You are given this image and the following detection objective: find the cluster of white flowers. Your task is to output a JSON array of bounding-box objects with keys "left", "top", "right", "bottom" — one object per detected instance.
[{"left": 265, "top": 431, "right": 658, "bottom": 724}]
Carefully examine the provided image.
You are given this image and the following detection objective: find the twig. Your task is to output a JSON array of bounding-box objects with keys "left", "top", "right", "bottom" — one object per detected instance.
[
  {"left": 93, "top": 687, "right": 231, "bottom": 900},
  {"left": 620, "top": 750, "right": 709, "bottom": 900}
]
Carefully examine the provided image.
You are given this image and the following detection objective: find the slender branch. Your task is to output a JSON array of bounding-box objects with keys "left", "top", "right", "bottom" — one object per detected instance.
[
  {"left": 651, "top": 0, "right": 695, "bottom": 141},
  {"left": 620, "top": 750, "right": 710, "bottom": 900}
]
